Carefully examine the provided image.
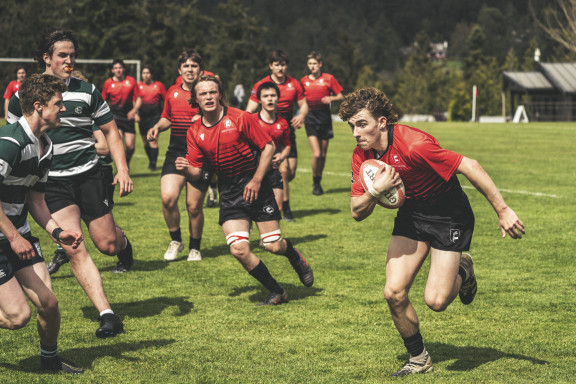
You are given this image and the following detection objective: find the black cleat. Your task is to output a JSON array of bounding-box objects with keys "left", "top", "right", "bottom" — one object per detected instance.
[
  {"left": 257, "top": 289, "right": 288, "bottom": 306},
  {"left": 47, "top": 249, "right": 69, "bottom": 275},
  {"left": 115, "top": 236, "right": 133, "bottom": 273},
  {"left": 459, "top": 253, "right": 477, "bottom": 305},
  {"left": 41, "top": 355, "right": 84, "bottom": 374},
  {"left": 283, "top": 208, "right": 295, "bottom": 222},
  {"left": 290, "top": 249, "right": 314, "bottom": 287},
  {"left": 96, "top": 313, "right": 124, "bottom": 338},
  {"left": 312, "top": 183, "right": 324, "bottom": 195}
]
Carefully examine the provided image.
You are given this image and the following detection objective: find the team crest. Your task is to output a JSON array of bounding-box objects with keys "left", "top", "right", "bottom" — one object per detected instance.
[
  {"left": 75, "top": 106, "right": 83, "bottom": 115},
  {"left": 174, "top": 92, "right": 179, "bottom": 98},
  {"left": 450, "top": 229, "right": 461, "bottom": 243},
  {"left": 263, "top": 205, "right": 275, "bottom": 214},
  {"left": 33, "top": 241, "right": 43, "bottom": 258}
]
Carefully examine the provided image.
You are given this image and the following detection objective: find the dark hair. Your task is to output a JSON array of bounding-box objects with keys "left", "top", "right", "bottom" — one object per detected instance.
[
  {"left": 16, "top": 66, "right": 27, "bottom": 74},
  {"left": 142, "top": 65, "right": 154, "bottom": 75},
  {"left": 112, "top": 59, "right": 125, "bottom": 68},
  {"left": 19, "top": 74, "right": 67, "bottom": 115},
  {"left": 339, "top": 87, "right": 398, "bottom": 124},
  {"left": 188, "top": 74, "right": 227, "bottom": 110},
  {"left": 256, "top": 81, "right": 280, "bottom": 100},
  {"left": 35, "top": 26, "right": 78, "bottom": 66},
  {"left": 268, "top": 50, "right": 289, "bottom": 65},
  {"left": 307, "top": 51, "right": 323, "bottom": 62},
  {"left": 178, "top": 48, "right": 203, "bottom": 68}
]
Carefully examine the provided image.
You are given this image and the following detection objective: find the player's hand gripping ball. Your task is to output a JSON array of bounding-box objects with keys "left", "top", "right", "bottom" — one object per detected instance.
[{"left": 360, "top": 159, "right": 405, "bottom": 209}]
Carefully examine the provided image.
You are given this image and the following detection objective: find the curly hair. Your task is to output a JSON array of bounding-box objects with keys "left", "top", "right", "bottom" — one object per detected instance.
[
  {"left": 19, "top": 74, "right": 67, "bottom": 115},
  {"left": 35, "top": 27, "right": 78, "bottom": 66},
  {"left": 338, "top": 87, "right": 398, "bottom": 125},
  {"left": 188, "top": 74, "right": 227, "bottom": 110}
]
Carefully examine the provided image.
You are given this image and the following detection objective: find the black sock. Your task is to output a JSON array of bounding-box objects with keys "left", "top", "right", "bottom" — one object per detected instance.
[
  {"left": 149, "top": 148, "right": 159, "bottom": 166},
  {"left": 283, "top": 239, "right": 300, "bottom": 264},
  {"left": 170, "top": 229, "right": 182, "bottom": 242},
  {"left": 313, "top": 176, "right": 321, "bottom": 184},
  {"left": 40, "top": 343, "right": 57, "bottom": 359},
  {"left": 403, "top": 332, "right": 424, "bottom": 357},
  {"left": 458, "top": 265, "right": 467, "bottom": 282},
  {"left": 144, "top": 145, "right": 151, "bottom": 160},
  {"left": 189, "top": 237, "right": 201, "bottom": 250},
  {"left": 282, "top": 201, "right": 291, "bottom": 212},
  {"left": 248, "top": 261, "right": 283, "bottom": 293}
]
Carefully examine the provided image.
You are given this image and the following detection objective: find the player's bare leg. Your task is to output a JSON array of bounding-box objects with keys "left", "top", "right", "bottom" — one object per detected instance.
[
  {"left": 123, "top": 131, "right": 136, "bottom": 165},
  {"left": 0, "top": 277, "right": 32, "bottom": 330},
  {"left": 88, "top": 211, "right": 133, "bottom": 273},
  {"left": 185, "top": 183, "right": 206, "bottom": 261},
  {"left": 280, "top": 159, "right": 295, "bottom": 221},
  {"left": 424, "top": 249, "right": 461, "bottom": 312},
  {"left": 308, "top": 136, "right": 329, "bottom": 195},
  {"left": 161, "top": 173, "right": 186, "bottom": 260}
]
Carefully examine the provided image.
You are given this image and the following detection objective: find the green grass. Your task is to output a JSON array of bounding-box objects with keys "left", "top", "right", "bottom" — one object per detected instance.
[{"left": 0, "top": 119, "right": 575, "bottom": 383}]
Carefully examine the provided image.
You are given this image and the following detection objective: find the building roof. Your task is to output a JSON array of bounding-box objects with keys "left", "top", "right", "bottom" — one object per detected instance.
[
  {"left": 502, "top": 71, "right": 554, "bottom": 92},
  {"left": 539, "top": 62, "right": 576, "bottom": 94}
]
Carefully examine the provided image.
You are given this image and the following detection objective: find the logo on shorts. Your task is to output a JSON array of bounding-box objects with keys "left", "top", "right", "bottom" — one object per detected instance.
[
  {"left": 103, "top": 199, "right": 109, "bottom": 207},
  {"left": 33, "top": 242, "right": 43, "bottom": 258},
  {"left": 450, "top": 229, "right": 461, "bottom": 243},
  {"left": 0, "top": 269, "right": 5, "bottom": 279},
  {"left": 263, "top": 205, "right": 275, "bottom": 215}
]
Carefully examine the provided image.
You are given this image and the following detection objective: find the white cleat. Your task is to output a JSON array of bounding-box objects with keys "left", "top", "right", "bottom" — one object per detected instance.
[
  {"left": 164, "top": 241, "right": 183, "bottom": 261},
  {"left": 187, "top": 249, "right": 202, "bottom": 261}
]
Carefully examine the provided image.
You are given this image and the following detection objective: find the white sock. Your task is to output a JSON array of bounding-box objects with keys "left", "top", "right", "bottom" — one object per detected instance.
[{"left": 100, "top": 309, "right": 114, "bottom": 317}]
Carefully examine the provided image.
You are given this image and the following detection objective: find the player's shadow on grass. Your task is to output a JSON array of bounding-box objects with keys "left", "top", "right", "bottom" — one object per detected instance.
[
  {"left": 325, "top": 187, "right": 350, "bottom": 194},
  {"left": 81, "top": 296, "right": 194, "bottom": 320},
  {"left": 229, "top": 284, "right": 322, "bottom": 303},
  {"left": 397, "top": 342, "right": 548, "bottom": 371},
  {"left": 129, "top": 172, "right": 160, "bottom": 179},
  {"left": 293, "top": 208, "right": 340, "bottom": 219},
  {"left": 0, "top": 339, "right": 177, "bottom": 374}
]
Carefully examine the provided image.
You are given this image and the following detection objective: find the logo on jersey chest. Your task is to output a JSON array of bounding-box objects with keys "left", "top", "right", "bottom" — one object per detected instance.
[{"left": 221, "top": 119, "right": 238, "bottom": 134}]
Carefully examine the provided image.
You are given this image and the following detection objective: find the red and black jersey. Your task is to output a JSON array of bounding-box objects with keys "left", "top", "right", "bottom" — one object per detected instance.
[
  {"left": 254, "top": 113, "right": 290, "bottom": 151},
  {"left": 102, "top": 76, "right": 139, "bottom": 113},
  {"left": 300, "top": 73, "right": 343, "bottom": 111},
  {"left": 186, "top": 107, "right": 271, "bottom": 181},
  {"left": 162, "top": 84, "right": 198, "bottom": 154},
  {"left": 350, "top": 124, "right": 463, "bottom": 204},
  {"left": 138, "top": 81, "right": 166, "bottom": 114},
  {"left": 175, "top": 70, "right": 215, "bottom": 86},
  {"left": 3, "top": 80, "right": 22, "bottom": 100},
  {"left": 249, "top": 75, "right": 305, "bottom": 122}
]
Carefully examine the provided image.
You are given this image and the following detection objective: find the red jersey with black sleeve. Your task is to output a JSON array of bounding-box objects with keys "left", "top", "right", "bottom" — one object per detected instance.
[
  {"left": 162, "top": 84, "right": 199, "bottom": 154},
  {"left": 3, "top": 80, "right": 21, "bottom": 100},
  {"left": 300, "top": 73, "right": 343, "bottom": 111},
  {"left": 249, "top": 75, "right": 305, "bottom": 122},
  {"left": 350, "top": 124, "right": 463, "bottom": 205},
  {"left": 186, "top": 107, "right": 271, "bottom": 178},
  {"left": 254, "top": 113, "right": 290, "bottom": 151},
  {"left": 138, "top": 81, "right": 166, "bottom": 114},
  {"left": 102, "top": 76, "right": 140, "bottom": 113}
]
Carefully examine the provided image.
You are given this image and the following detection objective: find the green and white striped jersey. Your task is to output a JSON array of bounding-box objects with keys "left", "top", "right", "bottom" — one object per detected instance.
[
  {"left": 0, "top": 117, "right": 52, "bottom": 244},
  {"left": 7, "top": 76, "right": 114, "bottom": 180}
]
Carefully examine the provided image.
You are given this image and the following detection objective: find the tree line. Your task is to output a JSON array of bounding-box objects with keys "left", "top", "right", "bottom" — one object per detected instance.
[{"left": 0, "top": 0, "right": 569, "bottom": 120}]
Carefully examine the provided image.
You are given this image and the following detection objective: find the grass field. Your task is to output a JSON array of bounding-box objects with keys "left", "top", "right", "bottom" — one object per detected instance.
[{"left": 0, "top": 119, "right": 574, "bottom": 383}]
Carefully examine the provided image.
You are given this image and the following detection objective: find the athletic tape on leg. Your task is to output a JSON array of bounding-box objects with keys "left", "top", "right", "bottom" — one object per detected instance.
[
  {"left": 260, "top": 230, "right": 282, "bottom": 246},
  {"left": 226, "top": 232, "right": 250, "bottom": 246}
]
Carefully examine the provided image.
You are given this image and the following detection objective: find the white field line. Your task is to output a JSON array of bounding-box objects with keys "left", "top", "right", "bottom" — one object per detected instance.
[{"left": 132, "top": 155, "right": 560, "bottom": 199}]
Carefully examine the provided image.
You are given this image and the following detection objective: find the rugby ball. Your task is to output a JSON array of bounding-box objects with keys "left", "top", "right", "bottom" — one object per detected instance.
[{"left": 359, "top": 159, "right": 405, "bottom": 209}]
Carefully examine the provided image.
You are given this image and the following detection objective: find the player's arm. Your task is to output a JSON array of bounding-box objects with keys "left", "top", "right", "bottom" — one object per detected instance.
[
  {"left": 99, "top": 120, "right": 133, "bottom": 197},
  {"left": 174, "top": 157, "right": 202, "bottom": 181},
  {"left": 244, "top": 141, "right": 275, "bottom": 203},
  {"left": 350, "top": 165, "right": 400, "bottom": 221},
  {"left": 245, "top": 99, "right": 260, "bottom": 113},
  {"left": 457, "top": 156, "right": 525, "bottom": 239},
  {"left": 127, "top": 96, "right": 142, "bottom": 121},
  {"left": 291, "top": 98, "right": 309, "bottom": 129},
  {"left": 272, "top": 145, "right": 290, "bottom": 169},
  {"left": 321, "top": 92, "right": 344, "bottom": 104},
  {"left": 147, "top": 117, "right": 171, "bottom": 141},
  {"left": 4, "top": 99, "right": 9, "bottom": 120},
  {"left": 26, "top": 189, "right": 83, "bottom": 248},
  {"left": 93, "top": 129, "right": 110, "bottom": 156},
  {"left": 0, "top": 198, "right": 36, "bottom": 260}
]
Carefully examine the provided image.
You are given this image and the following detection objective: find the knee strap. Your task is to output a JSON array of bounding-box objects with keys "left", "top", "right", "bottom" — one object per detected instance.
[
  {"left": 226, "top": 232, "right": 250, "bottom": 246},
  {"left": 260, "top": 230, "right": 282, "bottom": 246}
]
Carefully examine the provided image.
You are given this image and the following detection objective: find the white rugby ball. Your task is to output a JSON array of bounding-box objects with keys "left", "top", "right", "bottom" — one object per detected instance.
[{"left": 360, "top": 159, "right": 405, "bottom": 209}]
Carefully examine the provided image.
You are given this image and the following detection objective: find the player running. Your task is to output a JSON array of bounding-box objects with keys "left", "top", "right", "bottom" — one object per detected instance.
[
  {"left": 3, "top": 66, "right": 26, "bottom": 119},
  {"left": 176, "top": 75, "right": 314, "bottom": 305},
  {"left": 246, "top": 50, "right": 308, "bottom": 221},
  {"left": 137, "top": 66, "right": 166, "bottom": 171},
  {"left": 0, "top": 74, "right": 84, "bottom": 374},
  {"left": 300, "top": 51, "right": 344, "bottom": 195},
  {"left": 147, "top": 49, "right": 209, "bottom": 262},
  {"left": 341, "top": 87, "right": 524, "bottom": 377},
  {"left": 7, "top": 27, "right": 134, "bottom": 338}
]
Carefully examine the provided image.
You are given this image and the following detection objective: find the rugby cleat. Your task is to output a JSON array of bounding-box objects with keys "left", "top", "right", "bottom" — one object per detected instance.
[
  {"left": 257, "top": 289, "right": 288, "bottom": 306},
  {"left": 41, "top": 355, "right": 84, "bottom": 374},
  {"left": 290, "top": 249, "right": 314, "bottom": 287},
  {"left": 390, "top": 353, "right": 434, "bottom": 377},
  {"left": 164, "top": 241, "right": 183, "bottom": 261},
  {"left": 95, "top": 313, "right": 124, "bottom": 338},
  {"left": 312, "top": 183, "right": 324, "bottom": 196},
  {"left": 114, "top": 236, "right": 133, "bottom": 273},
  {"left": 47, "top": 248, "right": 69, "bottom": 275},
  {"left": 283, "top": 208, "right": 295, "bottom": 222},
  {"left": 459, "top": 253, "right": 477, "bottom": 305},
  {"left": 187, "top": 249, "right": 202, "bottom": 261}
]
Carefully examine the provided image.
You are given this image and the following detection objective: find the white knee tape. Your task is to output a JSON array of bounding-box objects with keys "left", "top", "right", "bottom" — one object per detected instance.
[
  {"left": 260, "top": 230, "right": 282, "bottom": 246},
  {"left": 226, "top": 232, "right": 250, "bottom": 246}
]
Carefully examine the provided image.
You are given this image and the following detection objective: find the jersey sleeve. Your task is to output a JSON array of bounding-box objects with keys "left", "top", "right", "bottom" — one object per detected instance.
[
  {"left": 279, "top": 118, "right": 291, "bottom": 148},
  {"left": 6, "top": 94, "right": 22, "bottom": 124},
  {"left": 3, "top": 81, "right": 15, "bottom": 100},
  {"left": 350, "top": 148, "right": 369, "bottom": 197},
  {"left": 329, "top": 75, "right": 344, "bottom": 95},
  {"left": 410, "top": 139, "right": 463, "bottom": 182},
  {"left": 249, "top": 81, "right": 260, "bottom": 103},
  {"left": 161, "top": 93, "right": 172, "bottom": 120},
  {"left": 0, "top": 135, "right": 21, "bottom": 184},
  {"left": 242, "top": 113, "right": 271, "bottom": 150},
  {"left": 101, "top": 79, "right": 111, "bottom": 101},
  {"left": 294, "top": 80, "right": 306, "bottom": 102},
  {"left": 185, "top": 122, "right": 204, "bottom": 168},
  {"left": 90, "top": 86, "right": 114, "bottom": 126}
]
